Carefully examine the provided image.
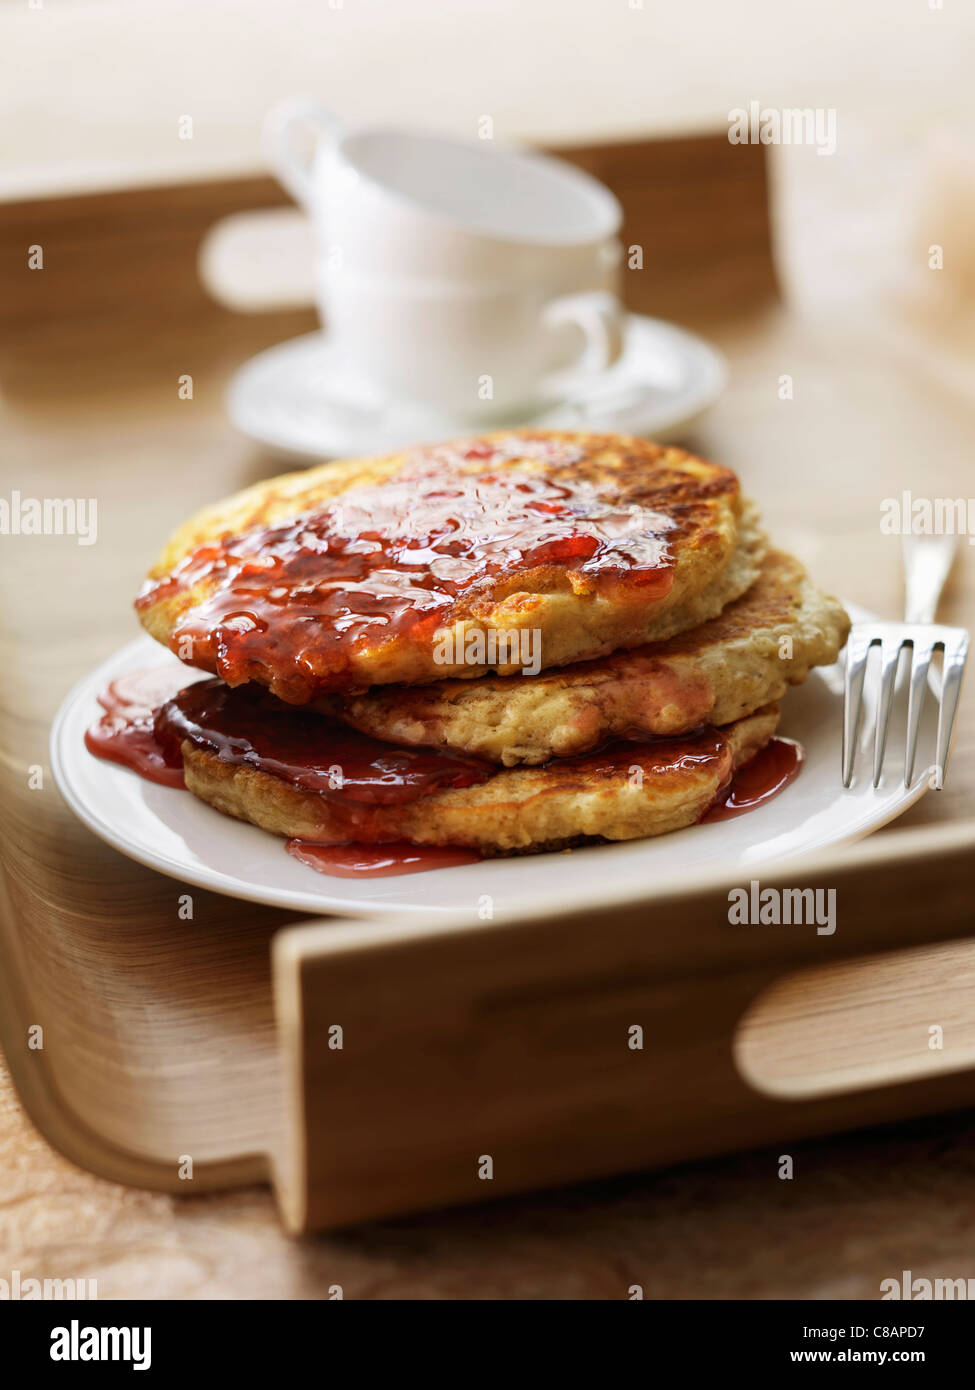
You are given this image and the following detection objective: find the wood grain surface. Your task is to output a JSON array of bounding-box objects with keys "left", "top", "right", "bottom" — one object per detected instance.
[
  {"left": 5, "top": 1061, "right": 975, "bottom": 1300},
  {"left": 1, "top": 132, "right": 974, "bottom": 1295}
]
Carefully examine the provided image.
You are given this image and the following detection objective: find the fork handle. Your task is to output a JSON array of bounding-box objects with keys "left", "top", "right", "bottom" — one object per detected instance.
[{"left": 902, "top": 534, "right": 957, "bottom": 623}]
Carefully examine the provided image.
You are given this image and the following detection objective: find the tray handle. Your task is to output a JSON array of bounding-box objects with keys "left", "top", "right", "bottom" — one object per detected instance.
[{"left": 270, "top": 825, "right": 975, "bottom": 1232}]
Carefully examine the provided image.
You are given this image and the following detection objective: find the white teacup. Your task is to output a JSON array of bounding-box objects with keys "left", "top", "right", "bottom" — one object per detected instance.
[
  {"left": 263, "top": 102, "right": 626, "bottom": 416},
  {"left": 320, "top": 267, "right": 623, "bottom": 419}
]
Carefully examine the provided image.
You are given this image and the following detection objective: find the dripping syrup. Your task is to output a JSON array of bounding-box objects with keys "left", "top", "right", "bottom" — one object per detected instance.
[
  {"left": 152, "top": 678, "right": 493, "bottom": 804},
  {"left": 286, "top": 841, "right": 482, "bottom": 878},
  {"left": 702, "top": 737, "right": 804, "bottom": 821},
  {"left": 83, "top": 669, "right": 198, "bottom": 788}
]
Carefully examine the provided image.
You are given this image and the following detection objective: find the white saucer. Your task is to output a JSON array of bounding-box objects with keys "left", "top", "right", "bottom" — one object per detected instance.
[
  {"left": 50, "top": 607, "right": 936, "bottom": 921},
  {"left": 226, "top": 314, "right": 727, "bottom": 460}
]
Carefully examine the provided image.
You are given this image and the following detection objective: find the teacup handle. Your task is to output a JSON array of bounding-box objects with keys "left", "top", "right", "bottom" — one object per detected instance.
[
  {"left": 263, "top": 98, "right": 343, "bottom": 210},
  {"left": 542, "top": 290, "right": 625, "bottom": 375}
]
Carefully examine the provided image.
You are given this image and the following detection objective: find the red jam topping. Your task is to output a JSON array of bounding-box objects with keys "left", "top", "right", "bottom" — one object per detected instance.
[
  {"left": 135, "top": 437, "right": 688, "bottom": 699},
  {"left": 286, "top": 841, "right": 482, "bottom": 877},
  {"left": 85, "top": 667, "right": 804, "bottom": 879},
  {"left": 84, "top": 669, "right": 197, "bottom": 787},
  {"left": 554, "top": 726, "right": 733, "bottom": 780},
  {"left": 703, "top": 737, "right": 804, "bottom": 821},
  {"left": 153, "top": 679, "right": 493, "bottom": 806}
]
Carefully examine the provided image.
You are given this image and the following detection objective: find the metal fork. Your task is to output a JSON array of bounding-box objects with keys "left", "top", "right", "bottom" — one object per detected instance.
[{"left": 842, "top": 533, "right": 969, "bottom": 789}]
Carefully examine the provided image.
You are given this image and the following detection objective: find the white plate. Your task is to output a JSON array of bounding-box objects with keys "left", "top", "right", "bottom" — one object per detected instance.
[
  {"left": 51, "top": 610, "right": 938, "bottom": 920},
  {"left": 225, "top": 315, "right": 726, "bottom": 461}
]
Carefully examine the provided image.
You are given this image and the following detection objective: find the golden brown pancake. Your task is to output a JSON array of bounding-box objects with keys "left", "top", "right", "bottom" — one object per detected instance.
[
  {"left": 318, "top": 551, "right": 848, "bottom": 764},
  {"left": 174, "top": 699, "right": 780, "bottom": 855},
  {"left": 136, "top": 430, "right": 766, "bottom": 701}
]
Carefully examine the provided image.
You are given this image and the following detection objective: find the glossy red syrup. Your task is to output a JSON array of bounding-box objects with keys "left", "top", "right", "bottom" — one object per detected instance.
[
  {"left": 85, "top": 669, "right": 804, "bottom": 879},
  {"left": 286, "top": 841, "right": 482, "bottom": 877},
  {"left": 152, "top": 679, "right": 492, "bottom": 805},
  {"left": 702, "top": 737, "right": 804, "bottom": 821},
  {"left": 555, "top": 726, "right": 733, "bottom": 780},
  {"left": 84, "top": 669, "right": 197, "bottom": 787},
  {"left": 134, "top": 437, "right": 683, "bottom": 700}
]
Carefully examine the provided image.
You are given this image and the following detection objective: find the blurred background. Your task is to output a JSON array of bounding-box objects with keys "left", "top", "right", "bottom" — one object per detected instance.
[
  {"left": 3, "top": 0, "right": 973, "bottom": 192},
  {"left": 4, "top": 0, "right": 974, "bottom": 319}
]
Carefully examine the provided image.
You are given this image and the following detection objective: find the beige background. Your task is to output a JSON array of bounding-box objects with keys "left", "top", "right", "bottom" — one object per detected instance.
[{"left": 2, "top": 0, "right": 973, "bottom": 197}]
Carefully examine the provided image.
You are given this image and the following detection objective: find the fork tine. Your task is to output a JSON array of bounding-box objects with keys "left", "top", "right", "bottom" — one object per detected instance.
[
  {"left": 904, "top": 638, "right": 934, "bottom": 787},
  {"left": 872, "top": 635, "right": 903, "bottom": 787},
  {"left": 933, "top": 631, "right": 970, "bottom": 788},
  {"left": 842, "top": 629, "right": 872, "bottom": 787}
]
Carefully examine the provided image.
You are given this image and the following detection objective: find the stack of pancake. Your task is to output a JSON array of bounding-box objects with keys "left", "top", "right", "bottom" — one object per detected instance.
[{"left": 136, "top": 431, "right": 849, "bottom": 855}]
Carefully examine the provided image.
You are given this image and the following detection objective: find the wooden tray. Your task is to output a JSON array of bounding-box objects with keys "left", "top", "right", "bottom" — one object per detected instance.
[{"left": 1, "top": 135, "right": 973, "bottom": 1232}]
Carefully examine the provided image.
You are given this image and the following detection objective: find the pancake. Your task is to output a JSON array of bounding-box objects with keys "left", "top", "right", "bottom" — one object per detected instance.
[
  {"left": 318, "top": 550, "right": 848, "bottom": 764},
  {"left": 160, "top": 680, "right": 780, "bottom": 854},
  {"left": 136, "top": 430, "right": 766, "bottom": 701}
]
